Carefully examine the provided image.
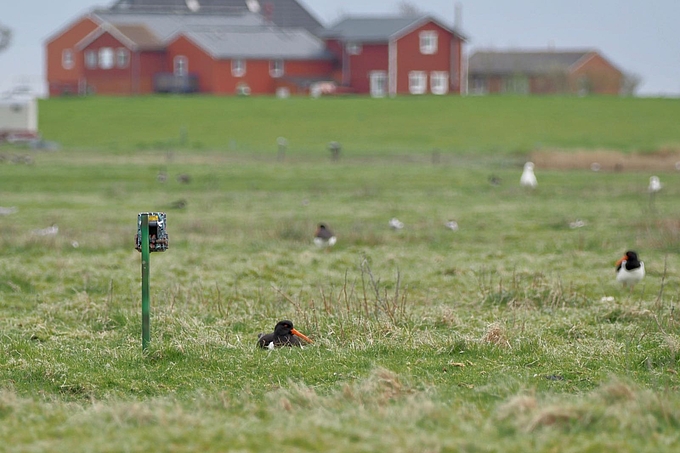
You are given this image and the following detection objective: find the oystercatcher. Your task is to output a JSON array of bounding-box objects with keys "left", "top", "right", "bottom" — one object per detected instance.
[
  {"left": 257, "top": 320, "right": 313, "bottom": 349},
  {"left": 520, "top": 162, "right": 537, "bottom": 189},
  {"left": 616, "top": 251, "right": 645, "bottom": 288},
  {"left": 314, "top": 223, "right": 336, "bottom": 248}
]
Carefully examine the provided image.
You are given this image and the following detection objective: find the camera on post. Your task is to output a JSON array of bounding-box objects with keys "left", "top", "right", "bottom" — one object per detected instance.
[{"left": 135, "top": 212, "right": 168, "bottom": 252}]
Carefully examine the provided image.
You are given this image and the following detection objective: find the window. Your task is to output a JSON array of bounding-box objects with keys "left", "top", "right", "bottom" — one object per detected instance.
[
  {"left": 346, "top": 42, "right": 362, "bottom": 55},
  {"left": 369, "top": 71, "right": 387, "bottom": 98},
  {"left": 269, "top": 59, "right": 284, "bottom": 78},
  {"left": 502, "top": 75, "right": 529, "bottom": 94},
  {"left": 430, "top": 71, "right": 449, "bottom": 95},
  {"left": 116, "top": 48, "right": 129, "bottom": 68},
  {"left": 62, "top": 49, "right": 74, "bottom": 70},
  {"left": 408, "top": 71, "right": 427, "bottom": 94},
  {"left": 419, "top": 31, "right": 438, "bottom": 55},
  {"left": 99, "top": 47, "right": 114, "bottom": 69},
  {"left": 471, "top": 77, "right": 487, "bottom": 95},
  {"left": 85, "top": 50, "right": 97, "bottom": 69},
  {"left": 232, "top": 58, "right": 246, "bottom": 77},
  {"left": 174, "top": 55, "right": 188, "bottom": 76}
]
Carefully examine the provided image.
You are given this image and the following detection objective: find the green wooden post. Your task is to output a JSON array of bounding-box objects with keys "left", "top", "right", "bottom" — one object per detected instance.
[{"left": 141, "top": 214, "right": 150, "bottom": 351}]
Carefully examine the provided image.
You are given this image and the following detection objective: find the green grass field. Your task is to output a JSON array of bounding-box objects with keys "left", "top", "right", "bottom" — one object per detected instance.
[
  {"left": 1, "top": 96, "right": 680, "bottom": 451},
  {"left": 39, "top": 95, "right": 680, "bottom": 154}
]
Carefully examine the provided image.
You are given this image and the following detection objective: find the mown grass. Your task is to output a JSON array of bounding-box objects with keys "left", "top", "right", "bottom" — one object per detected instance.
[
  {"left": 38, "top": 95, "right": 680, "bottom": 154},
  {"left": 2, "top": 96, "right": 680, "bottom": 451}
]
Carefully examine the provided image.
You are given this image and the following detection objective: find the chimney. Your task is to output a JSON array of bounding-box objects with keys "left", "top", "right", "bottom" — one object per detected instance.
[
  {"left": 454, "top": 2, "right": 462, "bottom": 30},
  {"left": 263, "top": 2, "right": 274, "bottom": 24}
]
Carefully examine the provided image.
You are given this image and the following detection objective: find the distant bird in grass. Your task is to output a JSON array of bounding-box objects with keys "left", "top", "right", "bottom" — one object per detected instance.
[
  {"left": 389, "top": 217, "right": 404, "bottom": 230},
  {"left": 488, "top": 174, "right": 502, "bottom": 186},
  {"left": 445, "top": 220, "right": 459, "bottom": 231},
  {"left": 257, "top": 320, "right": 313, "bottom": 349},
  {"left": 569, "top": 219, "right": 586, "bottom": 229},
  {"left": 520, "top": 162, "right": 537, "bottom": 189},
  {"left": 314, "top": 223, "right": 336, "bottom": 248},
  {"left": 616, "top": 250, "right": 645, "bottom": 289},
  {"left": 177, "top": 173, "right": 191, "bottom": 184},
  {"left": 157, "top": 171, "right": 167, "bottom": 183},
  {"left": 32, "top": 225, "right": 58, "bottom": 236},
  {"left": 648, "top": 175, "right": 662, "bottom": 193},
  {"left": 169, "top": 199, "right": 187, "bottom": 209}
]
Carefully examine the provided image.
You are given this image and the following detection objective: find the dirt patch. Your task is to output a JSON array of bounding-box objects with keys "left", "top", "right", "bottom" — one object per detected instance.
[{"left": 530, "top": 148, "right": 680, "bottom": 172}]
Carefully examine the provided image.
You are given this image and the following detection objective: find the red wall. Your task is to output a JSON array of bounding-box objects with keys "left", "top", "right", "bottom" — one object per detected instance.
[
  {"left": 46, "top": 17, "right": 99, "bottom": 96},
  {"left": 395, "top": 22, "right": 461, "bottom": 94},
  {"left": 166, "top": 35, "right": 214, "bottom": 93},
  {"left": 347, "top": 43, "right": 389, "bottom": 94},
  {"left": 569, "top": 52, "right": 622, "bottom": 95},
  {"left": 168, "top": 35, "right": 335, "bottom": 95}
]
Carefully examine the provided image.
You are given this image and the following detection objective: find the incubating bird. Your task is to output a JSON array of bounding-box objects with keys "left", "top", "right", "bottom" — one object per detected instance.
[
  {"left": 520, "top": 162, "right": 537, "bottom": 189},
  {"left": 389, "top": 217, "right": 404, "bottom": 230},
  {"left": 648, "top": 176, "right": 662, "bottom": 193},
  {"left": 257, "top": 320, "right": 313, "bottom": 349},
  {"left": 445, "top": 220, "right": 459, "bottom": 231},
  {"left": 569, "top": 219, "right": 586, "bottom": 229},
  {"left": 616, "top": 250, "right": 645, "bottom": 289},
  {"left": 314, "top": 223, "right": 336, "bottom": 248},
  {"left": 32, "top": 225, "right": 59, "bottom": 236}
]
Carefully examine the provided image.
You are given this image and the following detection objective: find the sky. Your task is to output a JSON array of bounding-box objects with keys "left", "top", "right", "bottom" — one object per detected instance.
[{"left": 1, "top": 0, "right": 678, "bottom": 97}]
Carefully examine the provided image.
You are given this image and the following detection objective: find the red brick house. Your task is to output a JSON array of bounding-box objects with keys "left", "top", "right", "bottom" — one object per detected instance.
[
  {"left": 468, "top": 49, "right": 624, "bottom": 95},
  {"left": 321, "top": 16, "right": 467, "bottom": 96},
  {"left": 46, "top": 1, "right": 468, "bottom": 97},
  {"left": 46, "top": 7, "right": 333, "bottom": 96}
]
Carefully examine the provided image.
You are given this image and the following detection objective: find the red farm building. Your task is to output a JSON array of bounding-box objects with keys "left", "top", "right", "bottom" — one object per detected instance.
[
  {"left": 45, "top": 0, "right": 468, "bottom": 97},
  {"left": 321, "top": 16, "right": 467, "bottom": 96},
  {"left": 467, "top": 49, "right": 624, "bottom": 95}
]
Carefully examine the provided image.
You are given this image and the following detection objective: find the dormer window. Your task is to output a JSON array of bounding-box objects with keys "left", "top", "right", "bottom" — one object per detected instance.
[{"left": 419, "top": 31, "right": 438, "bottom": 55}]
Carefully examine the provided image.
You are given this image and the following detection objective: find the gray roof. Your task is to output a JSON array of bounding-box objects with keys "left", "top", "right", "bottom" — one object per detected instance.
[
  {"left": 183, "top": 27, "right": 331, "bottom": 59},
  {"left": 107, "top": 0, "right": 324, "bottom": 35},
  {"left": 321, "top": 15, "right": 465, "bottom": 42},
  {"left": 468, "top": 50, "right": 594, "bottom": 76},
  {"left": 93, "top": 10, "right": 265, "bottom": 41}
]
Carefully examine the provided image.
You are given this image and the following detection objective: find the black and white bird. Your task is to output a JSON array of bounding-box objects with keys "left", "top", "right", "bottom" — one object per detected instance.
[
  {"left": 257, "top": 320, "right": 313, "bottom": 349},
  {"left": 314, "top": 223, "right": 336, "bottom": 248},
  {"left": 616, "top": 250, "right": 645, "bottom": 289},
  {"left": 520, "top": 162, "right": 538, "bottom": 189}
]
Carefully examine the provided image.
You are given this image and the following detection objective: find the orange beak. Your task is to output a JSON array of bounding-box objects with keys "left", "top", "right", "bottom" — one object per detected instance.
[
  {"left": 291, "top": 328, "right": 313, "bottom": 344},
  {"left": 615, "top": 256, "right": 626, "bottom": 267}
]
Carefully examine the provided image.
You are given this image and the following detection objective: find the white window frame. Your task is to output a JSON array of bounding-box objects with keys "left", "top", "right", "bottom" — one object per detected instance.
[
  {"left": 174, "top": 55, "right": 188, "bottom": 76},
  {"left": 408, "top": 71, "right": 427, "bottom": 95},
  {"left": 85, "top": 50, "right": 97, "bottom": 69},
  {"left": 98, "top": 47, "right": 114, "bottom": 69},
  {"left": 62, "top": 49, "right": 74, "bottom": 70},
  {"left": 430, "top": 71, "right": 449, "bottom": 95},
  {"left": 231, "top": 58, "right": 246, "bottom": 77},
  {"left": 369, "top": 71, "right": 387, "bottom": 98},
  {"left": 269, "top": 59, "right": 284, "bottom": 78},
  {"left": 116, "top": 48, "right": 129, "bottom": 68},
  {"left": 346, "top": 42, "right": 362, "bottom": 55},
  {"left": 419, "top": 31, "right": 438, "bottom": 55}
]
